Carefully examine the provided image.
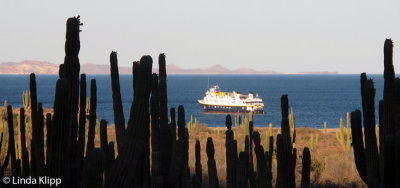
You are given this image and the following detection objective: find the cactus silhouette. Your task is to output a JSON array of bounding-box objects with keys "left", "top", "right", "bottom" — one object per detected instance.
[
  {"left": 30, "top": 73, "right": 45, "bottom": 177},
  {"left": 48, "top": 78, "right": 71, "bottom": 186},
  {"left": 158, "top": 54, "right": 174, "bottom": 182},
  {"left": 265, "top": 134, "right": 274, "bottom": 188},
  {"left": 253, "top": 131, "right": 267, "bottom": 188},
  {"left": 87, "top": 79, "right": 97, "bottom": 156},
  {"left": 100, "top": 119, "right": 114, "bottom": 180},
  {"left": 237, "top": 151, "right": 249, "bottom": 188},
  {"left": 193, "top": 140, "right": 202, "bottom": 188},
  {"left": 110, "top": 51, "right": 125, "bottom": 153},
  {"left": 225, "top": 114, "right": 237, "bottom": 188},
  {"left": 105, "top": 56, "right": 152, "bottom": 187},
  {"left": 6, "top": 105, "right": 17, "bottom": 175},
  {"left": 18, "top": 107, "right": 30, "bottom": 177},
  {"left": 87, "top": 148, "right": 105, "bottom": 188},
  {"left": 22, "top": 149, "right": 29, "bottom": 178},
  {"left": 170, "top": 107, "right": 176, "bottom": 150},
  {"left": 248, "top": 113, "right": 256, "bottom": 188},
  {"left": 276, "top": 95, "right": 296, "bottom": 188},
  {"left": 18, "top": 108, "right": 26, "bottom": 162},
  {"left": 37, "top": 103, "right": 45, "bottom": 171},
  {"left": 150, "top": 73, "right": 163, "bottom": 188},
  {"left": 351, "top": 39, "right": 400, "bottom": 187},
  {"left": 45, "top": 113, "right": 52, "bottom": 165},
  {"left": 63, "top": 16, "right": 83, "bottom": 187},
  {"left": 78, "top": 74, "right": 86, "bottom": 160},
  {"left": 301, "top": 147, "right": 311, "bottom": 188},
  {"left": 207, "top": 137, "right": 219, "bottom": 188}
]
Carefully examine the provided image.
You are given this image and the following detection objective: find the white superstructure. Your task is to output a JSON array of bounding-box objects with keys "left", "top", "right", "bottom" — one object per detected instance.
[{"left": 198, "top": 85, "right": 264, "bottom": 113}]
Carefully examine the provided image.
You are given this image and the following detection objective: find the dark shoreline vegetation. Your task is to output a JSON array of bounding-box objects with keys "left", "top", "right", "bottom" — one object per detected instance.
[{"left": 0, "top": 16, "right": 396, "bottom": 188}]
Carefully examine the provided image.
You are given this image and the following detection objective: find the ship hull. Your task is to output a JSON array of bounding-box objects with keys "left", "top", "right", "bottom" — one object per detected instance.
[{"left": 201, "top": 104, "right": 264, "bottom": 114}]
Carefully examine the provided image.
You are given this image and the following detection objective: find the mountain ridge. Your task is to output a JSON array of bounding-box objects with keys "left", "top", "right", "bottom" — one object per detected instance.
[{"left": 0, "top": 60, "right": 338, "bottom": 75}]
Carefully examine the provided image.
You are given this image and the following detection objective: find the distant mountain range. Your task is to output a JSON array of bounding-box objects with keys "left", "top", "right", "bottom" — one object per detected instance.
[{"left": 0, "top": 60, "right": 338, "bottom": 75}]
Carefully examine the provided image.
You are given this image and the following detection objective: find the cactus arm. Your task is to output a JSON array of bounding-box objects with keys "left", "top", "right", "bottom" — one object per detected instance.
[
  {"left": 170, "top": 107, "right": 176, "bottom": 143},
  {"left": 77, "top": 74, "right": 86, "bottom": 161},
  {"left": 347, "top": 112, "right": 351, "bottom": 149},
  {"left": 266, "top": 136, "right": 274, "bottom": 188},
  {"left": 7, "top": 105, "right": 17, "bottom": 175},
  {"left": 193, "top": 140, "right": 202, "bottom": 188},
  {"left": 253, "top": 131, "right": 267, "bottom": 187},
  {"left": 0, "top": 119, "right": 8, "bottom": 166},
  {"left": 100, "top": 119, "right": 109, "bottom": 154},
  {"left": 45, "top": 113, "right": 52, "bottom": 165},
  {"left": 21, "top": 149, "right": 29, "bottom": 178},
  {"left": 158, "top": 54, "right": 168, "bottom": 127},
  {"left": 382, "top": 39, "right": 397, "bottom": 187},
  {"left": 351, "top": 110, "right": 367, "bottom": 183},
  {"left": 100, "top": 119, "right": 114, "bottom": 180},
  {"left": 362, "top": 78, "right": 380, "bottom": 186},
  {"left": 301, "top": 147, "right": 311, "bottom": 188},
  {"left": 276, "top": 134, "right": 285, "bottom": 188},
  {"left": 150, "top": 74, "right": 163, "bottom": 187},
  {"left": 207, "top": 137, "right": 219, "bottom": 188},
  {"left": 86, "top": 79, "right": 97, "bottom": 156},
  {"left": 48, "top": 79, "right": 71, "bottom": 185},
  {"left": 110, "top": 52, "right": 125, "bottom": 153},
  {"left": 18, "top": 108, "right": 25, "bottom": 161},
  {"left": 37, "top": 103, "right": 45, "bottom": 172},
  {"left": 105, "top": 56, "right": 152, "bottom": 188},
  {"left": 75, "top": 74, "right": 86, "bottom": 186},
  {"left": 225, "top": 115, "right": 237, "bottom": 188},
  {"left": 30, "top": 73, "right": 41, "bottom": 176},
  {"left": 87, "top": 149, "right": 105, "bottom": 187},
  {"left": 150, "top": 73, "right": 160, "bottom": 151},
  {"left": 158, "top": 54, "right": 174, "bottom": 181}
]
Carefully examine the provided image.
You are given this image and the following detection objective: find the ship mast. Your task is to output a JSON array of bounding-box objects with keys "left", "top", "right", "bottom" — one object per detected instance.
[{"left": 208, "top": 76, "right": 210, "bottom": 90}]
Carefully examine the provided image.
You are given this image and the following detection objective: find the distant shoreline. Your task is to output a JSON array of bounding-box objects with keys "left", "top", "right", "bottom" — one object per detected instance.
[
  {"left": 0, "top": 73, "right": 349, "bottom": 76},
  {"left": 0, "top": 60, "right": 339, "bottom": 75}
]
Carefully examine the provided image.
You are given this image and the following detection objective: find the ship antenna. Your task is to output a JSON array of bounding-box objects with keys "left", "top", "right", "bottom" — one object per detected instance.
[{"left": 208, "top": 76, "right": 210, "bottom": 89}]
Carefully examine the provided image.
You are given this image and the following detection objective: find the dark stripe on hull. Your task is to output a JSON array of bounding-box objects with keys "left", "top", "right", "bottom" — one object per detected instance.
[{"left": 201, "top": 104, "right": 264, "bottom": 114}]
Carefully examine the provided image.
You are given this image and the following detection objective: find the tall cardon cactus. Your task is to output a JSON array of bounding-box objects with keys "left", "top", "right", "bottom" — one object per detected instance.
[
  {"left": 48, "top": 78, "right": 71, "bottom": 187},
  {"left": 276, "top": 95, "right": 296, "bottom": 188},
  {"left": 150, "top": 73, "right": 163, "bottom": 188},
  {"left": 225, "top": 114, "right": 237, "bottom": 188},
  {"left": 158, "top": 54, "right": 174, "bottom": 182},
  {"left": 30, "top": 73, "right": 45, "bottom": 177},
  {"left": 207, "top": 137, "right": 219, "bottom": 188},
  {"left": 105, "top": 56, "right": 152, "bottom": 188},
  {"left": 110, "top": 51, "right": 125, "bottom": 153},
  {"left": 86, "top": 79, "right": 97, "bottom": 156},
  {"left": 301, "top": 147, "right": 311, "bottom": 188},
  {"left": 351, "top": 39, "right": 400, "bottom": 187},
  {"left": 192, "top": 140, "right": 202, "bottom": 188},
  {"left": 253, "top": 131, "right": 267, "bottom": 188},
  {"left": 6, "top": 105, "right": 17, "bottom": 175}
]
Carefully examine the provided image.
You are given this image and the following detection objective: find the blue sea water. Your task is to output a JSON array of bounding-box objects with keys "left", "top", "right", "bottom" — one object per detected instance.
[{"left": 0, "top": 74, "right": 384, "bottom": 128}]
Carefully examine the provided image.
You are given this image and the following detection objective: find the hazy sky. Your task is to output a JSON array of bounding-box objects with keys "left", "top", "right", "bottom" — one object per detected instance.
[{"left": 1, "top": 0, "right": 399, "bottom": 73}]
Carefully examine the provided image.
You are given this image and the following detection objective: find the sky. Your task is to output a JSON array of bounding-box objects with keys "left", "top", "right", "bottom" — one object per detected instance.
[{"left": 0, "top": 0, "right": 399, "bottom": 74}]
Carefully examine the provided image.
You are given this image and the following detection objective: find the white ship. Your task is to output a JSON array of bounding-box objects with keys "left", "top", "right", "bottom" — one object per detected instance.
[{"left": 198, "top": 85, "right": 265, "bottom": 114}]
